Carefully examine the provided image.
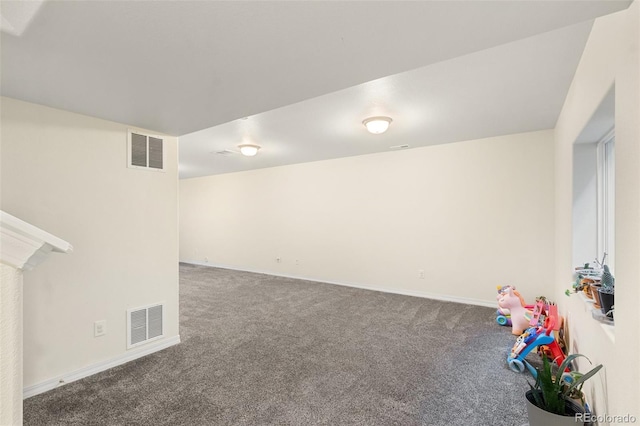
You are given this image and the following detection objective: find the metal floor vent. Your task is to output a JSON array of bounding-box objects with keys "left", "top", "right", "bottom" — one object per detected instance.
[{"left": 127, "top": 303, "right": 164, "bottom": 349}]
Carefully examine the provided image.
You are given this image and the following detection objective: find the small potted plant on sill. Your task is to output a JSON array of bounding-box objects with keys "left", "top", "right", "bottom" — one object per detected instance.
[
  {"left": 597, "top": 265, "right": 614, "bottom": 319},
  {"left": 572, "top": 258, "right": 605, "bottom": 303},
  {"left": 526, "top": 354, "right": 603, "bottom": 426},
  {"left": 565, "top": 275, "right": 597, "bottom": 298}
]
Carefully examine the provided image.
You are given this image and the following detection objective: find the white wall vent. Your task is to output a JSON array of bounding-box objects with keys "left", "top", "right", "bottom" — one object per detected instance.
[
  {"left": 127, "top": 302, "right": 164, "bottom": 349},
  {"left": 127, "top": 129, "right": 165, "bottom": 171}
]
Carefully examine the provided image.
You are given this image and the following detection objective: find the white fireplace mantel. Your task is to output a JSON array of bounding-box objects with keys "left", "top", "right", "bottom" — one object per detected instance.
[
  {"left": 0, "top": 210, "right": 72, "bottom": 426},
  {"left": 0, "top": 211, "right": 73, "bottom": 270}
]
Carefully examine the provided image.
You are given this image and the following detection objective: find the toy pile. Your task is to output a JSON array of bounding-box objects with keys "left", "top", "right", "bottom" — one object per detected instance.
[
  {"left": 496, "top": 285, "right": 600, "bottom": 421},
  {"left": 496, "top": 286, "right": 566, "bottom": 379}
]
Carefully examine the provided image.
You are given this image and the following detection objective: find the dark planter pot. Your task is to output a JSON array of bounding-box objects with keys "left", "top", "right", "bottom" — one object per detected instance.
[
  {"left": 590, "top": 284, "right": 602, "bottom": 309},
  {"left": 598, "top": 288, "right": 615, "bottom": 318},
  {"left": 525, "top": 390, "right": 585, "bottom": 426}
]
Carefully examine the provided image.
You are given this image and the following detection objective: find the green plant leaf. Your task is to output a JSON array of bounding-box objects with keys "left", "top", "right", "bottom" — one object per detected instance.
[
  {"left": 557, "top": 353, "right": 587, "bottom": 377},
  {"left": 536, "top": 356, "right": 565, "bottom": 414},
  {"left": 566, "top": 364, "right": 603, "bottom": 396},
  {"left": 529, "top": 353, "right": 602, "bottom": 416}
]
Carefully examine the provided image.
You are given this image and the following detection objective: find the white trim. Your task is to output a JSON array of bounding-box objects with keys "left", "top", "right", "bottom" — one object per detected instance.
[
  {"left": 180, "top": 260, "right": 497, "bottom": 309},
  {"left": 0, "top": 211, "right": 72, "bottom": 271},
  {"left": 596, "top": 140, "right": 605, "bottom": 260},
  {"left": 23, "top": 335, "right": 180, "bottom": 399},
  {"left": 596, "top": 129, "right": 615, "bottom": 271}
]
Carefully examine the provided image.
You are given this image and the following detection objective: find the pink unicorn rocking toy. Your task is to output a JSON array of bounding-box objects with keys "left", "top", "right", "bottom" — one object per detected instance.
[{"left": 497, "top": 287, "right": 532, "bottom": 335}]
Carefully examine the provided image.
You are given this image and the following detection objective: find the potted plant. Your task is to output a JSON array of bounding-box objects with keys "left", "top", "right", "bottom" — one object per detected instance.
[
  {"left": 597, "top": 264, "right": 614, "bottom": 318},
  {"left": 526, "top": 354, "right": 603, "bottom": 426},
  {"left": 573, "top": 258, "right": 604, "bottom": 304},
  {"left": 565, "top": 276, "right": 596, "bottom": 299}
]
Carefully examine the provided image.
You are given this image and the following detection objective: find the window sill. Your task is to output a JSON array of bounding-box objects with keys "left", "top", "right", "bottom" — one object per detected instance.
[{"left": 575, "top": 291, "right": 615, "bottom": 344}]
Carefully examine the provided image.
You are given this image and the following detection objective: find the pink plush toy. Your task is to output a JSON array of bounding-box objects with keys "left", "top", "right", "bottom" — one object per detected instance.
[{"left": 497, "top": 287, "right": 532, "bottom": 335}]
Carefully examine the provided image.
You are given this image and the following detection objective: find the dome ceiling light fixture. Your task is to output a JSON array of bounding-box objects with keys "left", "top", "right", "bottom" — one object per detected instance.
[
  {"left": 238, "top": 143, "right": 261, "bottom": 157},
  {"left": 362, "top": 116, "right": 392, "bottom": 134}
]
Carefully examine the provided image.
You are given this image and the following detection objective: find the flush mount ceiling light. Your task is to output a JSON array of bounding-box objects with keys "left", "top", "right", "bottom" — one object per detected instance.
[
  {"left": 238, "top": 143, "right": 261, "bottom": 157},
  {"left": 363, "top": 116, "right": 392, "bottom": 134}
]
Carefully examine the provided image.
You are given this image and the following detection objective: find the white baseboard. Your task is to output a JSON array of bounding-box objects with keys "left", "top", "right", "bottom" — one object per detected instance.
[
  {"left": 23, "top": 335, "right": 181, "bottom": 399},
  {"left": 180, "top": 260, "right": 497, "bottom": 309}
]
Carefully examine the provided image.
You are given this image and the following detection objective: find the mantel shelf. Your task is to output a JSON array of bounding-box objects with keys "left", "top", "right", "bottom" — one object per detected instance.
[{"left": 0, "top": 211, "right": 72, "bottom": 271}]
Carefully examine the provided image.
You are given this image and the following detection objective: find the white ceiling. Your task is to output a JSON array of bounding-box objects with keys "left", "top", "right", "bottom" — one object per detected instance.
[{"left": 0, "top": 1, "right": 631, "bottom": 179}]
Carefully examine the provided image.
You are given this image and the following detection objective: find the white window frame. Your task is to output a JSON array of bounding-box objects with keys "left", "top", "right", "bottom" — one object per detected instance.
[{"left": 596, "top": 129, "right": 615, "bottom": 271}]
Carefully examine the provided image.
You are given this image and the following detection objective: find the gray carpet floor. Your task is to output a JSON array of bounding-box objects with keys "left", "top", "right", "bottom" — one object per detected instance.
[{"left": 24, "top": 263, "right": 532, "bottom": 425}]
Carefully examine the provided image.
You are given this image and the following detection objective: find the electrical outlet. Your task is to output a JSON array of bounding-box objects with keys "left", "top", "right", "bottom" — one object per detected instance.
[
  {"left": 418, "top": 269, "right": 425, "bottom": 279},
  {"left": 94, "top": 320, "right": 107, "bottom": 337},
  {"left": 276, "top": 257, "right": 281, "bottom": 263},
  {"left": 295, "top": 259, "right": 299, "bottom": 265}
]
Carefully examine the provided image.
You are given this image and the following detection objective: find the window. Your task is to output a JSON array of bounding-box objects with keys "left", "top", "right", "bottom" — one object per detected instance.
[
  {"left": 596, "top": 130, "right": 615, "bottom": 271},
  {"left": 128, "top": 129, "right": 165, "bottom": 171}
]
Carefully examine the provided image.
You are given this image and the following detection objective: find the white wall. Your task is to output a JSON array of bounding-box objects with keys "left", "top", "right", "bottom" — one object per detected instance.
[
  {"left": 0, "top": 97, "right": 179, "bottom": 391},
  {"left": 555, "top": 2, "right": 639, "bottom": 420},
  {"left": 180, "top": 130, "right": 555, "bottom": 306},
  {"left": 572, "top": 143, "right": 598, "bottom": 266}
]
